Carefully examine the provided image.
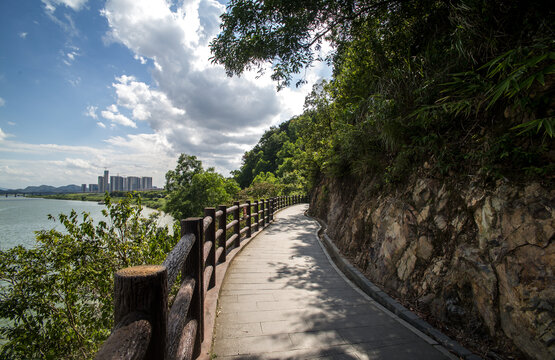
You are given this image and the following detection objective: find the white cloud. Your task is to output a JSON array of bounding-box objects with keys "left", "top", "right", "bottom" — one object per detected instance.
[
  {"left": 85, "top": 105, "right": 98, "bottom": 119},
  {"left": 134, "top": 54, "right": 147, "bottom": 64},
  {"left": 101, "top": 106, "right": 137, "bottom": 128},
  {"left": 0, "top": 134, "right": 175, "bottom": 188},
  {"left": 62, "top": 46, "right": 80, "bottom": 66},
  {"left": 0, "top": 97, "right": 5, "bottom": 107},
  {"left": 96, "top": 122, "right": 106, "bottom": 128},
  {"left": 54, "top": 157, "right": 96, "bottom": 170},
  {"left": 67, "top": 76, "right": 81, "bottom": 86},
  {"left": 42, "top": 4, "right": 80, "bottom": 36},
  {"left": 99, "top": 0, "right": 330, "bottom": 175},
  {"left": 7, "top": 122, "right": 16, "bottom": 126},
  {"left": 42, "top": 0, "right": 89, "bottom": 12},
  {"left": 0, "top": 128, "right": 8, "bottom": 141},
  {"left": 111, "top": 75, "right": 184, "bottom": 123},
  {"left": 19, "top": 32, "right": 28, "bottom": 39}
]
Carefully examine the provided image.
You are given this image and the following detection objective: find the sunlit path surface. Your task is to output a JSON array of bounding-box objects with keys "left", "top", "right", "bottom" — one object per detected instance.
[{"left": 212, "top": 204, "right": 455, "bottom": 360}]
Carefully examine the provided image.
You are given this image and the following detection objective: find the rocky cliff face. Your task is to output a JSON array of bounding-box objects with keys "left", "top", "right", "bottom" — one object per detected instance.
[{"left": 310, "top": 177, "right": 554, "bottom": 360}]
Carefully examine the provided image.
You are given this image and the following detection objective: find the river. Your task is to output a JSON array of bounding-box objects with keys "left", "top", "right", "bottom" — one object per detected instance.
[{"left": 0, "top": 196, "right": 174, "bottom": 250}]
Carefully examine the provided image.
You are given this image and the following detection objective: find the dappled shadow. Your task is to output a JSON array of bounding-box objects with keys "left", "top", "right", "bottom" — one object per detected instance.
[{"left": 212, "top": 205, "right": 449, "bottom": 359}]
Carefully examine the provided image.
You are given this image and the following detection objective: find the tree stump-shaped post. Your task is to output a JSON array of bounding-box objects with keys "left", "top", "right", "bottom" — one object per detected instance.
[{"left": 113, "top": 265, "right": 168, "bottom": 360}]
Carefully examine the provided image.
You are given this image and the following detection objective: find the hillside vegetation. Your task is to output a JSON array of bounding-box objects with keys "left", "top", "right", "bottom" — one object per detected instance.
[{"left": 215, "top": 0, "right": 553, "bottom": 192}]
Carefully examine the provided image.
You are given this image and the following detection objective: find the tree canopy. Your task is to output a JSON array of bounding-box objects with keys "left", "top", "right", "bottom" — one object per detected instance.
[
  {"left": 164, "top": 154, "right": 239, "bottom": 219},
  {"left": 218, "top": 0, "right": 554, "bottom": 187},
  {"left": 210, "top": 0, "right": 411, "bottom": 89}
]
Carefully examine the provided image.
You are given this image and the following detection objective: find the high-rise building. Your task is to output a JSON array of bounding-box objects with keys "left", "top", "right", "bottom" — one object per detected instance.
[
  {"left": 94, "top": 170, "right": 155, "bottom": 192},
  {"left": 141, "top": 177, "right": 152, "bottom": 190},
  {"left": 110, "top": 176, "right": 124, "bottom": 191},
  {"left": 103, "top": 170, "right": 109, "bottom": 193},
  {"left": 127, "top": 176, "right": 141, "bottom": 191},
  {"left": 81, "top": 184, "right": 87, "bottom": 193}
]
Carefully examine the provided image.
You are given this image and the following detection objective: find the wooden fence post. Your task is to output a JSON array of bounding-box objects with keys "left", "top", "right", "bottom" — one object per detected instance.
[
  {"left": 266, "top": 199, "right": 269, "bottom": 226},
  {"left": 113, "top": 265, "right": 167, "bottom": 360},
  {"left": 233, "top": 201, "right": 240, "bottom": 247},
  {"left": 260, "top": 199, "right": 265, "bottom": 227},
  {"left": 181, "top": 217, "right": 204, "bottom": 358},
  {"left": 269, "top": 198, "right": 274, "bottom": 221},
  {"left": 218, "top": 205, "right": 227, "bottom": 263},
  {"left": 246, "top": 200, "right": 251, "bottom": 238},
  {"left": 254, "top": 200, "right": 259, "bottom": 232},
  {"left": 204, "top": 208, "right": 216, "bottom": 290}
]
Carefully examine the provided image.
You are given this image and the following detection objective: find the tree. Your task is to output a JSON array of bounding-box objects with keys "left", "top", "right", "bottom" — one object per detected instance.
[
  {"left": 164, "top": 154, "right": 239, "bottom": 219},
  {"left": 164, "top": 154, "right": 203, "bottom": 219},
  {"left": 239, "top": 172, "right": 282, "bottom": 199},
  {"left": 210, "top": 0, "right": 404, "bottom": 89},
  {"left": 0, "top": 194, "right": 179, "bottom": 359}
]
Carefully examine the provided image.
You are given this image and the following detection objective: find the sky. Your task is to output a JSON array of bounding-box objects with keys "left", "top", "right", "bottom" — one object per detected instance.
[{"left": 0, "top": 0, "right": 331, "bottom": 189}]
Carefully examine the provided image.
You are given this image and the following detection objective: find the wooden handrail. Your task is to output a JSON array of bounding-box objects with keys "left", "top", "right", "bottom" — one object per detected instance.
[
  {"left": 95, "top": 194, "right": 308, "bottom": 360},
  {"left": 226, "top": 220, "right": 238, "bottom": 230},
  {"left": 163, "top": 233, "right": 195, "bottom": 289},
  {"left": 95, "top": 312, "right": 152, "bottom": 359}
]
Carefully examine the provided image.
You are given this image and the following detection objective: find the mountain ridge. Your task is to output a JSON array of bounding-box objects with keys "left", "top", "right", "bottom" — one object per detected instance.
[{"left": 0, "top": 184, "right": 81, "bottom": 194}]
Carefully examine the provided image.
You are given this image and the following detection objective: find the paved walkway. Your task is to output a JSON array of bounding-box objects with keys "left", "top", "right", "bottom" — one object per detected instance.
[{"left": 212, "top": 204, "right": 455, "bottom": 360}]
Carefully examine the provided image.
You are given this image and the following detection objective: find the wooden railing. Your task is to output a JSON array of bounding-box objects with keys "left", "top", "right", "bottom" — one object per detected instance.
[{"left": 95, "top": 195, "right": 307, "bottom": 360}]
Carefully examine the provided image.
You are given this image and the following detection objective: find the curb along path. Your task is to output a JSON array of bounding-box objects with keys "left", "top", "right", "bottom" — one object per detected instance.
[{"left": 212, "top": 204, "right": 456, "bottom": 359}]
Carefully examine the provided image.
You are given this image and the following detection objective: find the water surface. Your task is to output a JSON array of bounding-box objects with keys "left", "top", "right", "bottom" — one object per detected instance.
[{"left": 0, "top": 197, "right": 173, "bottom": 250}]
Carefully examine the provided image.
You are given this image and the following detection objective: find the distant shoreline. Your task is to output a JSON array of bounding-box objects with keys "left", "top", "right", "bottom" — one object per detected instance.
[{"left": 27, "top": 190, "right": 166, "bottom": 211}]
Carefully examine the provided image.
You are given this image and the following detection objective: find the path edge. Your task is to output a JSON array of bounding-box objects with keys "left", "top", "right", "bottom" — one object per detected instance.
[
  {"left": 308, "top": 213, "right": 482, "bottom": 360},
  {"left": 198, "top": 206, "right": 292, "bottom": 360}
]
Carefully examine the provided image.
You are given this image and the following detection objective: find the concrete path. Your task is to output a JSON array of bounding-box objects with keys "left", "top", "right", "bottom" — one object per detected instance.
[{"left": 212, "top": 204, "right": 455, "bottom": 360}]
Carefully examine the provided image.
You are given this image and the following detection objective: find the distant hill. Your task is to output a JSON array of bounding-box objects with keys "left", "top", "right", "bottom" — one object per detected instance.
[{"left": 0, "top": 184, "right": 82, "bottom": 195}]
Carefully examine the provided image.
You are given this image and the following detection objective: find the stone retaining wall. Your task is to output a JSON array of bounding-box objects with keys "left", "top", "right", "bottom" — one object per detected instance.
[{"left": 310, "top": 177, "right": 554, "bottom": 360}]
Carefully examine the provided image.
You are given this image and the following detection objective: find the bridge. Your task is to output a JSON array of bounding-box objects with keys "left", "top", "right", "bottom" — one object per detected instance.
[{"left": 95, "top": 196, "right": 470, "bottom": 360}]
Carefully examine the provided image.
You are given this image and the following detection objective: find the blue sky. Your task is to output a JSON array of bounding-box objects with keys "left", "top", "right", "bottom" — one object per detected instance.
[{"left": 0, "top": 0, "right": 330, "bottom": 189}]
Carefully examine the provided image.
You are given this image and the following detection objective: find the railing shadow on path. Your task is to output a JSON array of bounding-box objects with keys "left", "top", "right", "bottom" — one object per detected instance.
[{"left": 211, "top": 205, "right": 454, "bottom": 360}]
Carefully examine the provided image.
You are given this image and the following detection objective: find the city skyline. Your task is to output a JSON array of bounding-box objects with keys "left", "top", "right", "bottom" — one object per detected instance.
[{"left": 82, "top": 169, "right": 155, "bottom": 193}]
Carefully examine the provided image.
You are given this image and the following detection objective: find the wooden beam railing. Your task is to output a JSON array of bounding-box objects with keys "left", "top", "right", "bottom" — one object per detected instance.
[{"left": 95, "top": 194, "right": 308, "bottom": 360}]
